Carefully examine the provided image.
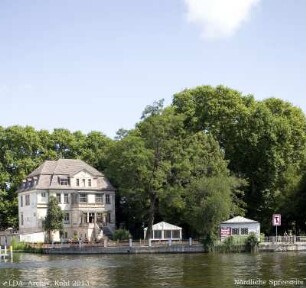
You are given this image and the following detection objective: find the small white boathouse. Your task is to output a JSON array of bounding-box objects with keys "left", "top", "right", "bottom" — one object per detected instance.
[{"left": 220, "top": 216, "right": 260, "bottom": 240}]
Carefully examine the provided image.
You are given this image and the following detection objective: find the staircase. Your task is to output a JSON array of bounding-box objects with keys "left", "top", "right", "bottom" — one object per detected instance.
[{"left": 94, "top": 223, "right": 104, "bottom": 241}]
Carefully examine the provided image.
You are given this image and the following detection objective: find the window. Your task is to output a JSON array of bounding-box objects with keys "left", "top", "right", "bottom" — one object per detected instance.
[
  {"left": 105, "top": 194, "right": 111, "bottom": 204},
  {"left": 154, "top": 230, "right": 162, "bottom": 239},
  {"left": 41, "top": 192, "right": 46, "bottom": 197},
  {"left": 59, "top": 178, "right": 69, "bottom": 186},
  {"left": 232, "top": 228, "right": 239, "bottom": 235},
  {"left": 96, "top": 213, "right": 103, "bottom": 222},
  {"left": 172, "top": 230, "right": 180, "bottom": 238},
  {"left": 64, "top": 213, "right": 70, "bottom": 224},
  {"left": 25, "top": 194, "right": 30, "bottom": 206},
  {"left": 20, "top": 213, "right": 24, "bottom": 226},
  {"left": 241, "top": 228, "right": 248, "bottom": 235},
  {"left": 20, "top": 195, "right": 23, "bottom": 207},
  {"left": 164, "top": 230, "right": 171, "bottom": 238},
  {"left": 79, "top": 193, "right": 87, "bottom": 203},
  {"left": 71, "top": 193, "right": 77, "bottom": 204},
  {"left": 88, "top": 179, "right": 92, "bottom": 187},
  {"left": 64, "top": 193, "right": 69, "bottom": 204},
  {"left": 95, "top": 194, "right": 103, "bottom": 203},
  {"left": 82, "top": 179, "right": 85, "bottom": 187},
  {"left": 56, "top": 193, "right": 61, "bottom": 203},
  {"left": 76, "top": 179, "right": 80, "bottom": 186},
  {"left": 27, "top": 179, "right": 33, "bottom": 188},
  {"left": 107, "top": 212, "right": 111, "bottom": 223}
]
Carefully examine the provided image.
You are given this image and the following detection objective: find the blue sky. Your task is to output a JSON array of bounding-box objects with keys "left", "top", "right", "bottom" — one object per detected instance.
[{"left": 1, "top": 0, "right": 305, "bottom": 138}]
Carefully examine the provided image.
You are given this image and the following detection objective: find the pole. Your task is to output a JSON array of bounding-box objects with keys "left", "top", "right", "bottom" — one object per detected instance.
[{"left": 276, "top": 225, "right": 278, "bottom": 242}]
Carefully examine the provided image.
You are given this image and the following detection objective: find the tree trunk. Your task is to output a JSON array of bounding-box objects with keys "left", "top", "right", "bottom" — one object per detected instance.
[
  {"left": 48, "top": 230, "right": 52, "bottom": 243},
  {"left": 146, "top": 191, "right": 156, "bottom": 240}
]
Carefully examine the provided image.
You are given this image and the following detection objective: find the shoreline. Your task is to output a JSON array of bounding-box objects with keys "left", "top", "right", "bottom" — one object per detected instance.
[
  {"left": 42, "top": 244, "right": 205, "bottom": 254},
  {"left": 38, "top": 242, "right": 306, "bottom": 254},
  {"left": 7, "top": 240, "right": 306, "bottom": 255},
  {"left": 259, "top": 242, "right": 306, "bottom": 252}
]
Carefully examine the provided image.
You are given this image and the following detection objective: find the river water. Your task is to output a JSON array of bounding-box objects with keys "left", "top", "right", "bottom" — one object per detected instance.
[{"left": 0, "top": 252, "right": 306, "bottom": 288}]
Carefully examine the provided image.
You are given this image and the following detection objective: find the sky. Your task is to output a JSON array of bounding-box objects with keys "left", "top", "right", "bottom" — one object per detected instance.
[{"left": 0, "top": 0, "right": 305, "bottom": 138}]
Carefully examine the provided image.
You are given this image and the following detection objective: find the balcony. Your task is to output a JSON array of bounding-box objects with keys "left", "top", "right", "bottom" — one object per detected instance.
[
  {"left": 71, "top": 202, "right": 105, "bottom": 209},
  {"left": 37, "top": 203, "right": 48, "bottom": 208}
]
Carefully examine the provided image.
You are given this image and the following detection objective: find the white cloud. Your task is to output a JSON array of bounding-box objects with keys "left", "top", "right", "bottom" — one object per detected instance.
[{"left": 184, "top": 0, "right": 260, "bottom": 39}]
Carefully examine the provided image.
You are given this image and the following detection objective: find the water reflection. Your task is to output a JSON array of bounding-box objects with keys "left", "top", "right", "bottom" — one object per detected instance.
[{"left": 0, "top": 252, "right": 306, "bottom": 288}]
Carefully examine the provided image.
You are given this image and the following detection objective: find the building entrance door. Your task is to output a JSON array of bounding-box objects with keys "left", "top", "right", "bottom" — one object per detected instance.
[{"left": 89, "top": 212, "right": 95, "bottom": 223}]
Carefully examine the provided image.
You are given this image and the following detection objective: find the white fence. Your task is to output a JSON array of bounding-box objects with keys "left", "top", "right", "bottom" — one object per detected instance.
[
  {"left": 263, "top": 236, "right": 306, "bottom": 243},
  {"left": 34, "top": 238, "right": 201, "bottom": 249}
]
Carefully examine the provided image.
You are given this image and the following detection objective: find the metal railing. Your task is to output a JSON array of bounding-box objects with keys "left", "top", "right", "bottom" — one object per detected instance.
[
  {"left": 263, "top": 236, "right": 306, "bottom": 243},
  {"left": 34, "top": 239, "right": 201, "bottom": 249}
]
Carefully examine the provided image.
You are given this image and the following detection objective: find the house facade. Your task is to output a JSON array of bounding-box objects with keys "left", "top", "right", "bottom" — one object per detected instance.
[
  {"left": 18, "top": 159, "right": 115, "bottom": 243},
  {"left": 220, "top": 216, "right": 260, "bottom": 241}
]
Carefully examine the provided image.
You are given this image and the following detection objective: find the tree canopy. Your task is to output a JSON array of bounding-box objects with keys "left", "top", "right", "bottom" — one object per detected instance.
[
  {"left": 106, "top": 106, "right": 245, "bottom": 238},
  {"left": 1, "top": 84, "right": 306, "bottom": 237},
  {"left": 173, "top": 85, "right": 306, "bottom": 232}
]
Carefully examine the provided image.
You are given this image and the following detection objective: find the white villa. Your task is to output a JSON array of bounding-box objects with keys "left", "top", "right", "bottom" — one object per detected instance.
[{"left": 18, "top": 159, "right": 116, "bottom": 243}]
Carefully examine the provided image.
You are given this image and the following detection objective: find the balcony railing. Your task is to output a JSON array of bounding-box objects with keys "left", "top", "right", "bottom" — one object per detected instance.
[{"left": 71, "top": 202, "right": 105, "bottom": 208}]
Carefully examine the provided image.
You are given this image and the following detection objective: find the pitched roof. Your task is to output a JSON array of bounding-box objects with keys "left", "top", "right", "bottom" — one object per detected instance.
[
  {"left": 28, "top": 159, "right": 103, "bottom": 177},
  {"left": 19, "top": 159, "right": 114, "bottom": 191},
  {"left": 144, "top": 221, "right": 182, "bottom": 231},
  {"left": 221, "top": 216, "right": 259, "bottom": 224}
]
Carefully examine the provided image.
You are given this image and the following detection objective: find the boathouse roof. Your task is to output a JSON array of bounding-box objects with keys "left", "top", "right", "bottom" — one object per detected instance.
[{"left": 221, "top": 216, "right": 259, "bottom": 224}]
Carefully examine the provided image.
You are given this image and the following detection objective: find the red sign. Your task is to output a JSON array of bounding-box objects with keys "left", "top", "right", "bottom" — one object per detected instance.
[
  {"left": 221, "top": 227, "right": 231, "bottom": 236},
  {"left": 272, "top": 214, "right": 281, "bottom": 226}
]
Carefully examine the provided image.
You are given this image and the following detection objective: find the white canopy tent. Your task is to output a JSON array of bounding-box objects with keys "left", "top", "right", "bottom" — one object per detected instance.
[{"left": 144, "top": 221, "right": 182, "bottom": 240}]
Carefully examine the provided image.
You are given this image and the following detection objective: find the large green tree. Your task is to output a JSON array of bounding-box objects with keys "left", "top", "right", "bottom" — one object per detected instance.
[
  {"left": 0, "top": 126, "right": 46, "bottom": 229},
  {"left": 173, "top": 85, "right": 306, "bottom": 232},
  {"left": 281, "top": 149, "right": 306, "bottom": 233},
  {"left": 106, "top": 104, "right": 244, "bottom": 238},
  {"left": 184, "top": 176, "right": 245, "bottom": 238}
]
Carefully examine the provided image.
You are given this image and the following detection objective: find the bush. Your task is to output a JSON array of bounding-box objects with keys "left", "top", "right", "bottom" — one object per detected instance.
[
  {"left": 214, "top": 236, "right": 247, "bottom": 253},
  {"left": 201, "top": 234, "right": 217, "bottom": 252},
  {"left": 260, "top": 233, "right": 265, "bottom": 242},
  {"left": 245, "top": 233, "right": 259, "bottom": 252},
  {"left": 223, "top": 236, "right": 235, "bottom": 252},
  {"left": 9, "top": 238, "right": 43, "bottom": 253},
  {"left": 112, "top": 229, "right": 131, "bottom": 241},
  {"left": 10, "top": 238, "right": 28, "bottom": 250}
]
